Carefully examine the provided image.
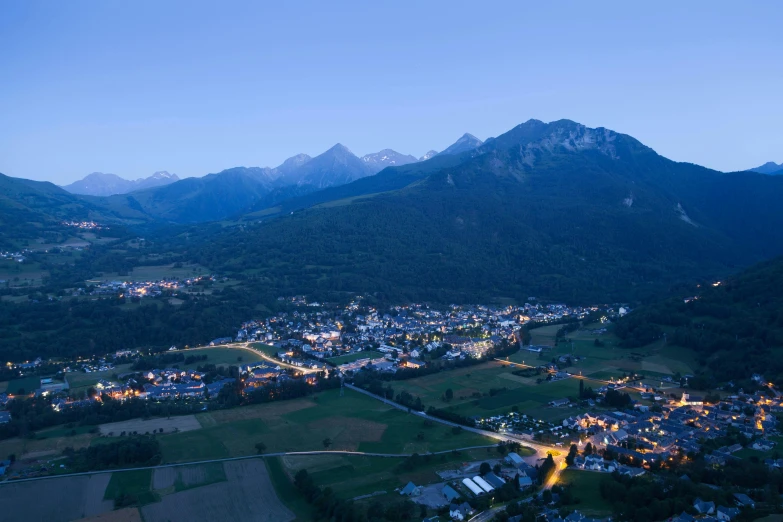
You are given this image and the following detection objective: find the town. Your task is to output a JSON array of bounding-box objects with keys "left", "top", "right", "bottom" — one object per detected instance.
[{"left": 0, "top": 296, "right": 781, "bottom": 521}]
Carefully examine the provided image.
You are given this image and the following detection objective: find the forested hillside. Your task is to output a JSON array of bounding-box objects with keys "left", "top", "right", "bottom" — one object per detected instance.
[
  {"left": 175, "top": 120, "right": 783, "bottom": 303},
  {"left": 615, "top": 256, "right": 783, "bottom": 385}
]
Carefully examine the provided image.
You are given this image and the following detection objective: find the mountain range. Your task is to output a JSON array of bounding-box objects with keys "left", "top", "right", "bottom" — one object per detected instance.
[
  {"left": 177, "top": 119, "right": 783, "bottom": 302},
  {"left": 62, "top": 171, "right": 180, "bottom": 196},
  {"left": 4, "top": 119, "right": 783, "bottom": 303},
  {"left": 749, "top": 161, "right": 783, "bottom": 175},
  {"left": 90, "top": 135, "right": 483, "bottom": 223}
]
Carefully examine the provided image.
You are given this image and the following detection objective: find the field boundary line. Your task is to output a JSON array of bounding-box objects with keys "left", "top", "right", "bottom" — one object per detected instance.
[{"left": 0, "top": 446, "right": 499, "bottom": 486}]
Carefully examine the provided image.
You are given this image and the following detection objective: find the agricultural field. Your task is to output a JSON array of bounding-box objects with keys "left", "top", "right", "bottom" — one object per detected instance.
[
  {"left": 104, "top": 469, "right": 158, "bottom": 506},
  {"left": 75, "top": 507, "right": 143, "bottom": 522},
  {"left": 558, "top": 469, "right": 613, "bottom": 516},
  {"left": 511, "top": 323, "right": 697, "bottom": 385},
  {"left": 327, "top": 350, "right": 384, "bottom": 364},
  {"left": 0, "top": 425, "right": 95, "bottom": 460},
  {"left": 85, "top": 263, "right": 209, "bottom": 284},
  {"left": 0, "top": 259, "right": 50, "bottom": 287},
  {"left": 278, "top": 447, "right": 507, "bottom": 501},
  {"left": 141, "top": 460, "right": 294, "bottom": 522},
  {"left": 0, "top": 460, "right": 292, "bottom": 522},
  {"left": 158, "top": 388, "right": 494, "bottom": 463},
  {"left": 390, "top": 360, "right": 599, "bottom": 422},
  {"left": 0, "top": 473, "right": 113, "bottom": 522},
  {"left": 98, "top": 415, "right": 202, "bottom": 436}
]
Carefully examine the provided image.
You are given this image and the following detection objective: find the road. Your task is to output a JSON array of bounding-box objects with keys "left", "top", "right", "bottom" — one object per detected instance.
[
  {"left": 345, "top": 384, "right": 566, "bottom": 487},
  {"left": 0, "top": 445, "right": 501, "bottom": 486},
  {"left": 183, "top": 342, "right": 320, "bottom": 374}
]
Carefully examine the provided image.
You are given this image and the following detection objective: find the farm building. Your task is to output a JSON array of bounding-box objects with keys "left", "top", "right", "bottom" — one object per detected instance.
[
  {"left": 506, "top": 452, "right": 525, "bottom": 467},
  {"left": 442, "top": 484, "right": 460, "bottom": 502},
  {"left": 462, "top": 478, "right": 484, "bottom": 496},
  {"left": 483, "top": 472, "right": 506, "bottom": 488},
  {"left": 472, "top": 476, "right": 494, "bottom": 493},
  {"left": 400, "top": 481, "right": 421, "bottom": 496}
]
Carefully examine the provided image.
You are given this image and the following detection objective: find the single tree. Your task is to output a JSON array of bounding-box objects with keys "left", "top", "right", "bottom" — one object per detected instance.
[
  {"left": 323, "top": 437, "right": 332, "bottom": 449},
  {"left": 479, "top": 462, "right": 492, "bottom": 475},
  {"left": 255, "top": 442, "right": 267, "bottom": 454},
  {"left": 565, "top": 444, "right": 578, "bottom": 466}
]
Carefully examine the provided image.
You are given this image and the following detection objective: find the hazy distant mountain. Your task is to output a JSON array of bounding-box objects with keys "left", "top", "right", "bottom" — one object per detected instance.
[
  {"left": 275, "top": 154, "right": 312, "bottom": 178},
  {"left": 279, "top": 144, "right": 374, "bottom": 189},
  {"left": 99, "top": 145, "right": 381, "bottom": 222},
  {"left": 437, "top": 133, "right": 483, "bottom": 156},
  {"left": 749, "top": 162, "right": 783, "bottom": 175},
  {"left": 63, "top": 171, "right": 179, "bottom": 196},
  {"left": 420, "top": 150, "right": 438, "bottom": 161},
  {"left": 361, "top": 149, "right": 418, "bottom": 174}
]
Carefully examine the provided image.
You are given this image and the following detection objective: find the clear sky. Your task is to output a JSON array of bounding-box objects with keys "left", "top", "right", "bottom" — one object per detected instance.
[{"left": 1, "top": 1, "right": 781, "bottom": 184}]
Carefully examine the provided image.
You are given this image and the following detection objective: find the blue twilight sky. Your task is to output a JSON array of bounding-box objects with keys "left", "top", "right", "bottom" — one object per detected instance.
[{"left": 1, "top": 1, "right": 781, "bottom": 184}]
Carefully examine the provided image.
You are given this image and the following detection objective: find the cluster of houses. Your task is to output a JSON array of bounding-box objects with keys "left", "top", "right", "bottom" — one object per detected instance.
[
  {"left": 88, "top": 275, "right": 215, "bottom": 299},
  {"left": 554, "top": 386, "right": 782, "bottom": 473},
  {"left": 669, "top": 493, "right": 756, "bottom": 522},
  {"left": 237, "top": 299, "right": 615, "bottom": 361},
  {"left": 0, "top": 249, "right": 31, "bottom": 263},
  {"left": 61, "top": 220, "right": 105, "bottom": 230},
  {"left": 233, "top": 300, "right": 619, "bottom": 382}
]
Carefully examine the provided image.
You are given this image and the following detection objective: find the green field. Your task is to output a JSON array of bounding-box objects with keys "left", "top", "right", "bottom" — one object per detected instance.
[
  {"left": 513, "top": 323, "right": 696, "bottom": 385},
  {"left": 104, "top": 469, "right": 159, "bottom": 506},
  {"left": 85, "top": 262, "right": 209, "bottom": 284},
  {"left": 266, "top": 457, "right": 315, "bottom": 521},
  {"left": 327, "top": 350, "right": 384, "bottom": 364},
  {"left": 65, "top": 364, "right": 133, "bottom": 392},
  {"left": 559, "top": 469, "right": 613, "bottom": 515},
  {"left": 5, "top": 376, "right": 41, "bottom": 394},
  {"left": 158, "top": 388, "right": 494, "bottom": 463},
  {"left": 389, "top": 360, "right": 598, "bottom": 422},
  {"left": 277, "top": 446, "right": 525, "bottom": 508},
  {"left": 181, "top": 347, "right": 265, "bottom": 368},
  {"left": 249, "top": 343, "right": 280, "bottom": 356}
]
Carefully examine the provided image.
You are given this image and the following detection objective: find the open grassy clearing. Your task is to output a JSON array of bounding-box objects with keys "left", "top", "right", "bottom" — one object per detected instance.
[
  {"left": 389, "top": 360, "right": 600, "bottom": 422},
  {"left": 158, "top": 388, "right": 493, "bottom": 463},
  {"left": 0, "top": 427, "right": 95, "bottom": 460},
  {"left": 511, "top": 325, "right": 697, "bottom": 384},
  {"left": 5, "top": 376, "right": 41, "bottom": 394},
  {"left": 327, "top": 350, "right": 384, "bottom": 364},
  {"left": 558, "top": 469, "right": 613, "bottom": 516},
  {"left": 0, "top": 260, "right": 50, "bottom": 287},
  {"left": 180, "top": 346, "right": 264, "bottom": 368},
  {"left": 249, "top": 342, "right": 280, "bottom": 356},
  {"left": 85, "top": 263, "right": 209, "bottom": 283},
  {"left": 104, "top": 469, "right": 159, "bottom": 506},
  {"left": 66, "top": 364, "right": 133, "bottom": 392},
  {"left": 280, "top": 447, "right": 514, "bottom": 502}
]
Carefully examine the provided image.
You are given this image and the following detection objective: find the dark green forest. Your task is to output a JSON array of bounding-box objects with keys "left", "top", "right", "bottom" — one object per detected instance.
[{"left": 615, "top": 256, "right": 783, "bottom": 385}]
